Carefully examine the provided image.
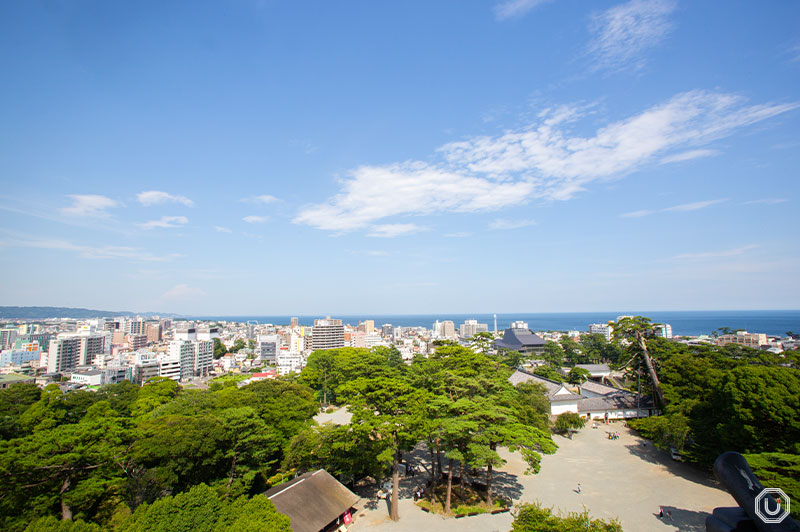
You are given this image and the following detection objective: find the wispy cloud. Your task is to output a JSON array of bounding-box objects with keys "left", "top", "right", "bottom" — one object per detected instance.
[
  {"left": 295, "top": 91, "right": 797, "bottom": 234},
  {"left": 620, "top": 209, "right": 654, "bottom": 218},
  {"left": 494, "top": 0, "right": 553, "bottom": 20},
  {"left": 588, "top": 0, "right": 676, "bottom": 72},
  {"left": 60, "top": 195, "right": 118, "bottom": 218},
  {"left": 443, "top": 232, "right": 473, "bottom": 238},
  {"left": 661, "top": 149, "right": 718, "bottom": 164},
  {"left": 243, "top": 215, "right": 268, "bottom": 224},
  {"left": 664, "top": 198, "right": 728, "bottom": 212},
  {"left": 214, "top": 225, "right": 232, "bottom": 233},
  {"left": 162, "top": 283, "right": 206, "bottom": 300},
  {"left": 367, "top": 223, "right": 426, "bottom": 238},
  {"left": 489, "top": 218, "right": 537, "bottom": 230},
  {"left": 741, "top": 198, "right": 788, "bottom": 205},
  {"left": 242, "top": 194, "right": 279, "bottom": 204},
  {"left": 138, "top": 215, "right": 189, "bottom": 230},
  {"left": 2, "top": 235, "right": 178, "bottom": 262},
  {"left": 621, "top": 198, "right": 727, "bottom": 218},
  {"left": 137, "top": 190, "right": 193, "bottom": 207},
  {"left": 787, "top": 42, "right": 800, "bottom": 63},
  {"left": 671, "top": 244, "right": 759, "bottom": 261}
]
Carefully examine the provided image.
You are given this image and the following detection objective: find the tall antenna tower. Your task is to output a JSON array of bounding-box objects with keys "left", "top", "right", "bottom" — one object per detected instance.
[{"left": 494, "top": 314, "right": 498, "bottom": 333}]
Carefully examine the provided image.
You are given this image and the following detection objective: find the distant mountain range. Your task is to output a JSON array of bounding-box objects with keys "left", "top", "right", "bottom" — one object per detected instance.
[{"left": 0, "top": 306, "right": 176, "bottom": 320}]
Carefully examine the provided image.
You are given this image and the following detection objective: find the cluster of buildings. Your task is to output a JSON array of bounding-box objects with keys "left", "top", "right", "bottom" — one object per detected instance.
[{"left": 1, "top": 312, "right": 794, "bottom": 393}]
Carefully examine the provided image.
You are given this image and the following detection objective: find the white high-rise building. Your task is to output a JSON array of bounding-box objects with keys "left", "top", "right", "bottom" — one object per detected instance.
[
  {"left": 47, "top": 337, "right": 81, "bottom": 373},
  {"left": 589, "top": 323, "right": 613, "bottom": 341},
  {"left": 459, "top": 319, "right": 489, "bottom": 338},
  {"left": 47, "top": 332, "right": 110, "bottom": 373},
  {"left": 440, "top": 321, "right": 456, "bottom": 338},
  {"left": 159, "top": 355, "right": 181, "bottom": 381},
  {"left": 125, "top": 318, "right": 146, "bottom": 335},
  {"left": 0, "top": 328, "right": 19, "bottom": 349},
  {"left": 174, "top": 328, "right": 197, "bottom": 342},
  {"left": 169, "top": 339, "right": 213, "bottom": 381},
  {"left": 276, "top": 348, "right": 303, "bottom": 375},
  {"left": 197, "top": 327, "right": 220, "bottom": 341},
  {"left": 654, "top": 324, "right": 673, "bottom": 339},
  {"left": 257, "top": 335, "right": 279, "bottom": 362},
  {"left": 311, "top": 317, "right": 345, "bottom": 350},
  {"left": 195, "top": 340, "right": 213, "bottom": 376}
]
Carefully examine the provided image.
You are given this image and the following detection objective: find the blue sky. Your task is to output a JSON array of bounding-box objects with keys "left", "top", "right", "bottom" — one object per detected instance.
[{"left": 1, "top": 0, "right": 799, "bottom": 315}]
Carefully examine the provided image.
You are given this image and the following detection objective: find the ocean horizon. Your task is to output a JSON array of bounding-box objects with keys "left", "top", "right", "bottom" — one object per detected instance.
[{"left": 187, "top": 310, "right": 800, "bottom": 337}]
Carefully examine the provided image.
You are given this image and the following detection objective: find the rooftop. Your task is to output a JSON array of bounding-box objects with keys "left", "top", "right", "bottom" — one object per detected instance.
[
  {"left": 508, "top": 369, "right": 580, "bottom": 401},
  {"left": 495, "top": 328, "right": 546, "bottom": 350},
  {"left": 266, "top": 469, "right": 358, "bottom": 532},
  {"left": 0, "top": 373, "right": 34, "bottom": 384}
]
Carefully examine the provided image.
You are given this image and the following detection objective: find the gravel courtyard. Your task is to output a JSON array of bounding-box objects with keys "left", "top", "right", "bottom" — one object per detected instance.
[{"left": 348, "top": 423, "right": 736, "bottom": 532}]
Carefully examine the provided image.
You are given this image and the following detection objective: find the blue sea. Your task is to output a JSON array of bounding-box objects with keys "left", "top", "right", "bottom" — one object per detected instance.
[{"left": 188, "top": 310, "right": 800, "bottom": 337}]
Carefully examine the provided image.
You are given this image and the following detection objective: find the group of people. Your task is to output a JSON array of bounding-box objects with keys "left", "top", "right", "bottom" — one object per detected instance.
[
  {"left": 412, "top": 485, "right": 426, "bottom": 501},
  {"left": 607, "top": 431, "right": 621, "bottom": 440}
]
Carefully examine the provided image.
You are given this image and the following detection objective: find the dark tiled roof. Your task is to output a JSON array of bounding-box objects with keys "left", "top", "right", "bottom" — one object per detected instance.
[
  {"left": 578, "top": 392, "right": 654, "bottom": 412},
  {"left": 574, "top": 363, "right": 611, "bottom": 374},
  {"left": 494, "top": 328, "right": 546, "bottom": 350},
  {"left": 266, "top": 470, "right": 359, "bottom": 532},
  {"left": 579, "top": 380, "right": 629, "bottom": 397},
  {"left": 508, "top": 370, "right": 580, "bottom": 401}
]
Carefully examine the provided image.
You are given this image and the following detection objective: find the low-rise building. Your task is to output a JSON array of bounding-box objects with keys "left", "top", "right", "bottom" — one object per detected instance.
[
  {"left": 0, "top": 373, "right": 35, "bottom": 389},
  {"left": 716, "top": 331, "right": 768, "bottom": 348}
]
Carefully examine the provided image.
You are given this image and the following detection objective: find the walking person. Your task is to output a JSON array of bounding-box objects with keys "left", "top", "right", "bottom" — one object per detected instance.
[{"left": 577, "top": 483, "right": 582, "bottom": 494}]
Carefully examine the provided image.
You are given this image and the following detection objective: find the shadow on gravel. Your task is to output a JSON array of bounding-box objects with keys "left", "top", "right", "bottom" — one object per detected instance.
[
  {"left": 652, "top": 505, "right": 709, "bottom": 531},
  {"left": 624, "top": 442, "right": 720, "bottom": 489}
]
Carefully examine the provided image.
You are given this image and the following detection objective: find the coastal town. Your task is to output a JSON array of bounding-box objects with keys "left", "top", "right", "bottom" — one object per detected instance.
[
  {"left": 1, "top": 314, "right": 796, "bottom": 391},
  {"left": 1, "top": 311, "right": 797, "bottom": 532}
]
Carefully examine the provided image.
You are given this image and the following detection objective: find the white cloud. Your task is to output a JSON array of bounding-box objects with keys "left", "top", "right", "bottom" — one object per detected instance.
[
  {"left": 494, "top": 0, "right": 553, "bottom": 20},
  {"left": 214, "top": 225, "right": 232, "bottom": 233},
  {"left": 242, "top": 194, "right": 279, "bottom": 204},
  {"left": 588, "top": 0, "right": 676, "bottom": 71},
  {"left": 137, "top": 190, "right": 193, "bottom": 207},
  {"left": 663, "top": 198, "right": 728, "bottom": 212},
  {"left": 661, "top": 149, "right": 719, "bottom": 164},
  {"left": 621, "top": 198, "right": 727, "bottom": 218},
  {"left": 60, "top": 195, "right": 118, "bottom": 218},
  {"left": 620, "top": 209, "right": 655, "bottom": 218},
  {"left": 366, "top": 250, "right": 390, "bottom": 256},
  {"left": 138, "top": 216, "right": 189, "bottom": 230},
  {"left": 296, "top": 91, "right": 797, "bottom": 233},
  {"left": 741, "top": 198, "right": 788, "bottom": 205},
  {"left": 367, "top": 223, "right": 427, "bottom": 238},
  {"left": 4, "top": 236, "right": 178, "bottom": 262},
  {"left": 295, "top": 162, "right": 535, "bottom": 232},
  {"left": 442, "top": 91, "right": 797, "bottom": 198},
  {"left": 671, "top": 244, "right": 759, "bottom": 261},
  {"left": 489, "top": 218, "right": 537, "bottom": 229},
  {"left": 243, "top": 215, "right": 268, "bottom": 224},
  {"left": 162, "top": 283, "right": 206, "bottom": 300},
  {"left": 788, "top": 43, "right": 800, "bottom": 63}
]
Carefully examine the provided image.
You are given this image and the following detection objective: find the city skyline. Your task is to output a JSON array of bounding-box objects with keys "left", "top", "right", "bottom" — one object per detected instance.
[{"left": 1, "top": 1, "right": 799, "bottom": 314}]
